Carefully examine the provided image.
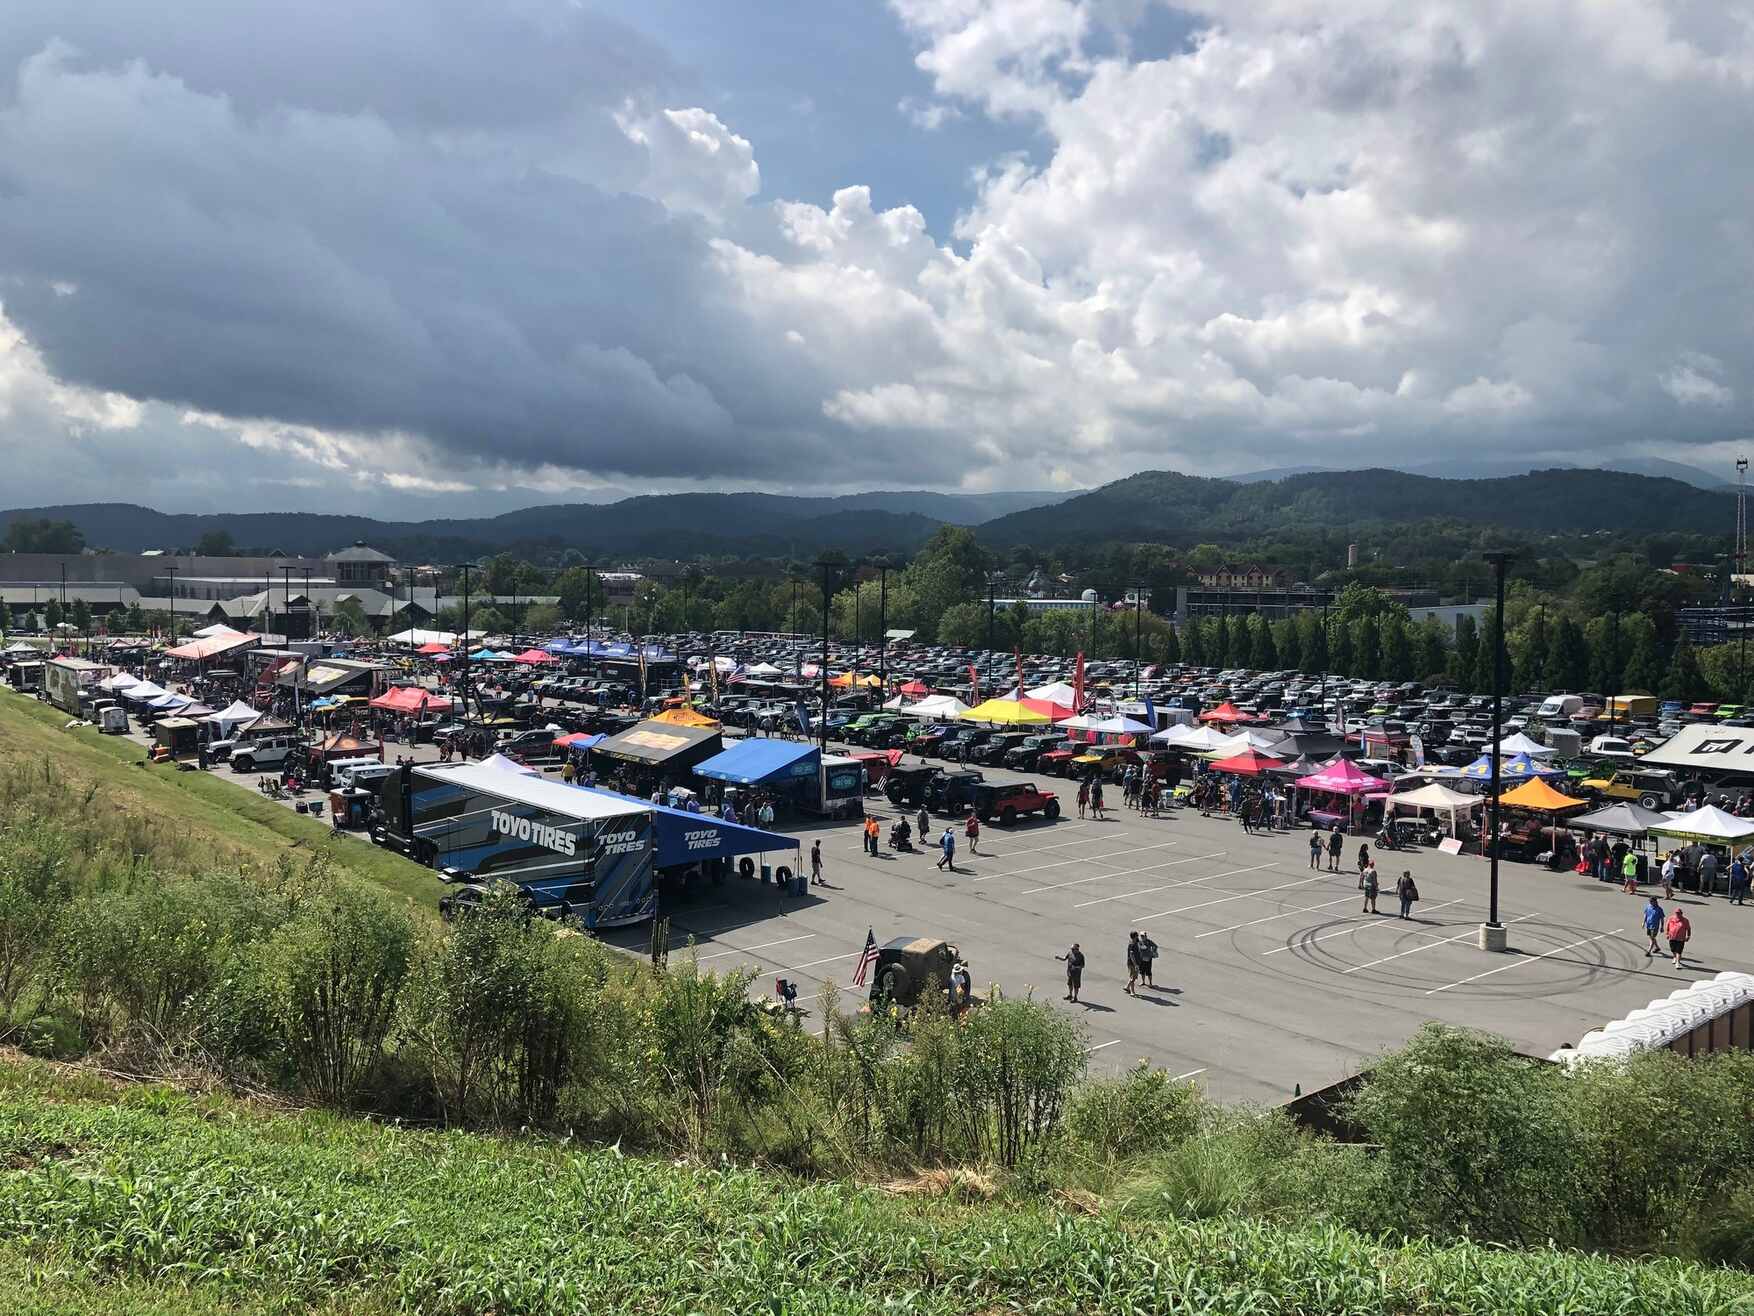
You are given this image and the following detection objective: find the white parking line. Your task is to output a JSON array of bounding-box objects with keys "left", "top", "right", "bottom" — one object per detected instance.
[
  {"left": 1086, "top": 1039, "right": 1121, "bottom": 1053},
  {"left": 1258, "top": 897, "right": 1469, "bottom": 953},
  {"left": 777, "top": 951, "right": 861, "bottom": 976},
  {"left": 1194, "top": 893, "right": 1360, "bottom": 938},
  {"left": 1341, "top": 913, "right": 1535, "bottom": 974},
  {"left": 696, "top": 933, "right": 815, "bottom": 961},
  {"left": 1135, "top": 867, "right": 1312, "bottom": 921},
  {"left": 1424, "top": 929, "right": 1624, "bottom": 995},
  {"left": 987, "top": 837, "right": 1184, "bottom": 885},
  {"left": 1033, "top": 850, "right": 1230, "bottom": 898},
  {"left": 1071, "top": 856, "right": 1258, "bottom": 907},
  {"left": 1173, "top": 1067, "right": 1208, "bottom": 1082}
]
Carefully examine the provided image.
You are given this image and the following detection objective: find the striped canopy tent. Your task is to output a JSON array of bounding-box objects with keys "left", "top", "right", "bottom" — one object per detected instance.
[
  {"left": 1200, "top": 701, "right": 1260, "bottom": 724},
  {"left": 1209, "top": 749, "right": 1286, "bottom": 776}
]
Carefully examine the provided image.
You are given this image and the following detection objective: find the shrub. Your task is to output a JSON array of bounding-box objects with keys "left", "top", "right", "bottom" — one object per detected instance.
[{"left": 1062, "top": 1062, "right": 1204, "bottom": 1164}]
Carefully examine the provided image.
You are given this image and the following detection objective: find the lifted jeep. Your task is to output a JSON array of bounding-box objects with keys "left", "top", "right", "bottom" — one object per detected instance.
[{"left": 972, "top": 781, "right": 1060, "bottom": 825}]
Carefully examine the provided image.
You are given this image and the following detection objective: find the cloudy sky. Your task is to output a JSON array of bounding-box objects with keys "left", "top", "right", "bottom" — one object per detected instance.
[{"left": 1, "top": 0, "right": 1751, "bottom": 516}]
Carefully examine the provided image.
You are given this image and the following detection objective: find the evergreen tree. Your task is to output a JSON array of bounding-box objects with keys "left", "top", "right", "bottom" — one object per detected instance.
[
  {"left": 1329, "top": 617, "right": 1356, "bottom": 676},
  {"left": 1415, "top": 617, "right": 1449, "bottom": 681},
  {"left": 1252, "top": 616, "right": 1279, "bottom": 670},
  {"left": 1273, "top": 617, "right": 1302, "bottom": 671},
  {"left": 1451, "top": 614, "right": 1480, "bottom": 692},
  {"left": 1621, "top": 622, "right": 1663, "bottom": 694},
  {"left": 1213, "top": 614, "right": 1232, "bottom": 668},
  {"left": 1588, "top": 612, "right": 1625, "bottom": 697},
  {"left": 1545, "top": 617, "right": 1589, "bottom": 692},
  {"left": 1162, "top": 623, "right": 1181, "bottom": 666},
  {"left": 1476, "top": 612, "right": 1503, "bottom": 695},
  {"left": 44, "top": 598, "right": 64, "bottom": 630},
  {"left": 1184, "top": 617, "right": 1206, "bottom": 666},
  {"left": 1661, "top": 634, "right": 1704, "bottom": 702},
  {"left": 1382, "top": 618, "right": 1414, "bottom": 681},
  {"left": 1355, "top": 615, "right": 1382, "bottom": 679},
  {"left": 1304, "top": 615, "right": 1329, "bottom": 676}
]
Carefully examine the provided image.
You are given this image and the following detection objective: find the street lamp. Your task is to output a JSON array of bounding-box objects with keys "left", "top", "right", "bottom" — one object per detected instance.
[
  {"left": 1132, "top": 586, "right": 1144, "bottom": 697},
  {"left": 457, "top": 563, "right": 473, "bottom": 724},
  {"left": 583, "top": 557, "right": 594, "bottom": 679},
  {"left": 815, "top": 556, "right": 838, "bottom": 755},
  {"left": 987, "top": 571, "right": 997, "bottom": 652},
  {"left": 875, "top": 557, "right": 890, "bottom": 691},
  {"left": 1480, "top": 549, "right": 1515, "bottom": 953},
  {"left": 164, "top": 565, "right": 178, "bottom": 642}
]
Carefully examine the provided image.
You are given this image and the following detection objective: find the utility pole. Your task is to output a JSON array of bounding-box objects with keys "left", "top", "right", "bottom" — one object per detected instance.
[
  {"left": 280, "top": 565, "right": 294, "bottom": 641},
  {"left": 584, "top": 558, "right": 594, "bottom": 680},
  {"left": 165, "top": 564, "right": 178, "bottom": 642},
  {"left": 816, "top": 557, "right": 836, "bottom": 755},
  {"left": 1740, "top": 456, "right": 1749, "bottom": 702},
  {"left": 987, "top": 571, "right": 997, "bottom": 652},
  {"left": 1480, "top": 550, "right": 1514, "bottom": 953},
  {"left": 458, "top": 563, "right": 473, "bottom": 725},
  {"left": 877, "top": 558, "right": 890, "bottom": 692},
  {"left": 1133, "top": 586, "right": 1144, "bottom": 697},
  {"left": 301, "top": 567, "right": 315, "bottom": 639}
]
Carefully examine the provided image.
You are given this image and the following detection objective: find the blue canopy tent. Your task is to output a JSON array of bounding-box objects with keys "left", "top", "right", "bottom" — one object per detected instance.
[
  {"left": 1447, "top": 751, "right": 1563, "bottom": 782},
  {"left": 695, "top": 739, "right": 821, "bottom": 786}
]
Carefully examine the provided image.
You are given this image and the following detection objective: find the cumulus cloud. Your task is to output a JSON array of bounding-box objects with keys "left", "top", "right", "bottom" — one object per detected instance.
[{"left": 0, "top": 0, "right": 1751, "bottom": 512}]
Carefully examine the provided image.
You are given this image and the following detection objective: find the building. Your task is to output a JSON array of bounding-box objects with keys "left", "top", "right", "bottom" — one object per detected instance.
[
  {"left": 992, "top": 590, "right": 1099, "bottom": 615},
  {"left": 1176, "top": 585, "right": 1333, "bottom": 621},
  {"left": 328, "top": 542, "right": 395, "bottom": 587},
  {"left": 1195, "top": 564, "right": 1294, "bottom": 590}
]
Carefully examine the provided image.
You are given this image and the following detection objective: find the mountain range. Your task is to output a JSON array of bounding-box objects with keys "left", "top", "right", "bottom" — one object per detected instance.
[{"left": 0, "top": 466, "right": 1737, "bottom": 560}]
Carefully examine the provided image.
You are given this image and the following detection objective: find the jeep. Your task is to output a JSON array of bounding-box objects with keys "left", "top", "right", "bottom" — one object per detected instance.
[{"left": 973, "top": 781, "right": 1060, "bottom": 825}]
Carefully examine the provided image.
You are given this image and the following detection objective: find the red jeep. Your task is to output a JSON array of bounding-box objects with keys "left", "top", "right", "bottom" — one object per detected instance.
[{"left": 973, "top": 781, "right": 1060, "bottom": 825}]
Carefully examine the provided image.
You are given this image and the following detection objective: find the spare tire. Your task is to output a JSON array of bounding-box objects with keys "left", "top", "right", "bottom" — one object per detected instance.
[
  {"left": 738, "top": 856, "right": 756, "bottom": 880},
  {"left": 875, "top": 962, "right": 910, "bottom": 1005},
  {"left": 775, "top": 864, "right": 794, "bottom": 885}
]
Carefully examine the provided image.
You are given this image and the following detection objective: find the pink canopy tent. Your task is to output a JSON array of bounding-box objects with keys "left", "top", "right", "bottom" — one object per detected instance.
[
  {"left": 1200, "top": 701, "right": 1260, "bottom": 724},
  {"left": 513, "top": 648, "right": 558, "bottom": 665},
  {"left": 368, "top": 685, "right": 454, "bottom": 714},
  {"left": 1298, "top": 758, "right": 1388, "bottom": 795},
  {"left": 898, "top": 679, "right": 931, "bottom": 696},
  {"left": 1023, "top": 698, "right": 1075, "bottom": 721},
  {"left": 415, "top": 641, "right": 450, "bottom": 655},
  {"left": 1210, "top": 749, "right": 1286, "bottom": 776}
]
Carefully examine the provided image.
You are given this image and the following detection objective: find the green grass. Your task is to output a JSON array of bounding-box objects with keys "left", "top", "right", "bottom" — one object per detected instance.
[
  {"left": 0, "top": 690, "right": 436, "bottom": 909},
  {"left": 2, "top": 1059, "right": 1751, "bottom": 1316}
]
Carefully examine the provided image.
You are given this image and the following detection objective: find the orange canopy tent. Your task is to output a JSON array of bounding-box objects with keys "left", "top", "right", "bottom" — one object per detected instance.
[
  {"left": 829, "top": 672, "right": 883, "bottom": 688},
  {"left": 1201, "top": 701, "right": 1260, "bottom": 724},
  {"left": 650, "top": 706, "right": 720, "bottom": 728},
  {"left": 1499, "top": 778, "right": 1589, "bottom": 811}
]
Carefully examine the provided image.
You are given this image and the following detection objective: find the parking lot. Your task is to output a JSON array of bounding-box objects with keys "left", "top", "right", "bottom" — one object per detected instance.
[{"left": 606, "top": 746, "right": 1754, "bottom": 1105}]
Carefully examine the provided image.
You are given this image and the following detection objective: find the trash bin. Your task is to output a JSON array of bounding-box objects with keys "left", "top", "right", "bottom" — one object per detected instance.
[{"left": 760, "top": 863, "right": 772, "bottom": 885}]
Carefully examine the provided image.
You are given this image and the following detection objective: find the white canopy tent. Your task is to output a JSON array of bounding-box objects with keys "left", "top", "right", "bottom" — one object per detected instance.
[
  {"left": 386, "top": 627, "right": 487, "bottom": 647},
  {"left": 1651, "top": 806, "right": 1754, "bottom": 845},
  {"left": 204, "top": 699, "right": 266, "bottom": 737},
  {"left": 745, "top": 661, "right": 784, "bottom": 677},
  {"left": 1386, "top": 782, "right": 1482, "bottom": 836},
  {"left": 1152, "top": 724, "right": 1246, "bottom": 753},
  {"left": 1088, "top": 714, "right": 1153, "bottom": 734},
  {"left": 902, "top": 694, "right": 972, "bottom": 720},
  {"left": 479, "top": 752, "right": 538, "bottom": 774},
  {"left": 121, "top": 680, "right": 168, "bottom": 702},
  {"left": 96, "top": 672, "right": 139, "bottom": 693},
  {"left": 1493, "top": 732, "right": 1557, "bottom": 758},
  {"left": 1026, "top": 680, "right": 1080, "bottom": 706}
]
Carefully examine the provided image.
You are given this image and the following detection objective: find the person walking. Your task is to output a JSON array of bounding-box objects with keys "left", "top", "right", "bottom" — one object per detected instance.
[
  {"left": 1700, "top": 849, "right": 1720, "bottom": 899},
  {"left": 1361, "top": 863, "right": 1380, "bottom": 914},
  {"left": 1057, "top": 942, "right": 1086, "bottom": 1003},
  {"left": 1642, "top": 895, "right": 1666, "bottom": 957},
  {"left": 1355, "top": 842, "right": 1372, "bottom": 889},
  {"left": 1077, "top": 778, "right": 1090, "bottom": 819},
  {"left": 1125, "top": 932, "right": 1141, "bottom": 996},
  {"left": 1091, "top": 779, "right": 1107, "bottom": 820},
  {"left": 1731, "top": 854, "right": 1750, "bottom": 906},
  {"left": 1137, "top": 931, "right": 1157, "bottom": 987},
  {"left": 1327, "top": 825, "right": 1344, "bottom": 873},
  {"left": 1660, "top": 851, "right": 1676, "bottom": 900},
  {"left": 1665, "top": 906, "right": 1692, "bottom": 969},
  {"left": 811, "top": 839, "right": 824, "bottom": 886},
  {"left": 1395, "top": 869, "right": 1419, "bottom": 919},
  {"left": 1309, "top": 831, "right": 1323, "bottom": 869},
  {"left": 936, "top": 826, "right": 956, "bottom": 872},
  {"left": 1621, "top": 847, "right": 1640, "bottom": 894},
  {"left": 965, "top": 813, "right": 980, "bottom": 855}
]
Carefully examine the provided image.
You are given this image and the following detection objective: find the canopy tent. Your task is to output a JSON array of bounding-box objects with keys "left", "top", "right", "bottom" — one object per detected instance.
[
  {"left": 1087, "top": 714, "right": 1152, "bottom": 735},
  {"left": 478, "top": 752, "right": 537, "bottom": 774},
  {"left": 1283, "top": 755, "right": 1329, "bottom": 776},
  {"left": 369, "top": 685, "right": 454, "bottom": 714},
  {"left": 1210, "top": 749, "right": 1286, "bottom": 776},
  {"left": 744, "top": 661, "right": 784, "bottom": 677},
  {"left": 469, "top": 648, "right": 510, "bottom": 661},
  {"left": 1200, "top": 701, "right": 1260, "bottom": 724},
  {"left": 148, "top": 692, "right": 194, "bottom": 710},
  {"left": 1267, "top": 731, "right": 1347, "bottom": 760},
  {"left": 165, "top": 628, "right": 259, "bottom": 662},
  {"left": 1494, "top": 732, "right": 1557, "bottom": 758},
  {"left": 1638, "top": 723, "right": 1754, "bottom": 772},
  {"left": 695, "top": 739, "right": 821, "bottom": 786},
  {"left": 897, "top": 679, "right": 932, "bottom": 697},
  {"left": 1568, "top": 802, "right": 1672, "bottom": 836},
  {"left": 552, "top": 732, "right": 604, "bottom": 752},
  {"left": 310, "top": 733, "right": 377, "bottom": 760},
  {"left": 513, "top": 648, "right": 558, "bottom": 665},
  {"left": 415, "top": 642, "right": 451, "bottom": 655},
  {"left": 1499, "top": 778, "right": 1590, "bottom": 812},
  {"left": 1055, "top": 713, "right": 1107, "bottom": 731},
  {"left": 1651, "top": 806, "right": 1754, "bottom": 845},
  {"left": 829, "top": 671, "right": 883, "bottom": 688},
  {"left": 901, "top": 694, "right": 971, "bottom": 720},
  {"left": 96, "top": 672, "right": 139, "bottom": 693},
  {"left": 960, "top": 698, "right": 1051, "bottom": 725},
  {"left": 388, "top": 628, "right": 458, "bottom": 647},
  {"left": 1152, "top": 723, "right": 1246, "bottom": 753},
  {"left": 1271, "top": 715, "right": 1328, "bottom": 734},
  {"left": 120, "top": 680, "right": 169, "bottom": 702},
  {"left": 1387, "top": 782, "right": 1482, "bottom": 815},
  {"left": 591, "top": 720, "right": 724, "bottom": 771},
  {"left": 2, "top": 641, "right": 39, "bottom": 655},
  {"left": 1023, "top": 697, "right": 1076, "bottom": 721},
  {"left": 1298, "top": 759, "right": 1389, "bottom": 795},
  {"left": 650, "top": 707, "right": 720, "bottom": 728},
  {"left": 203, "top": 699, "right": 265, "bottom": 736},
  {"left": 1446, "top": 752, "right": 1563, "bottom": 782},
  {"left": 1026, "top": 680, "right": 1081, "bottom": 706}
]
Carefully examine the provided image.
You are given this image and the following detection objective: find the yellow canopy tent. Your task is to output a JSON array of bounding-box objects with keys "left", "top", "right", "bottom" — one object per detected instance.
[
  {"left": 650, "top": 707, "right": 720, "bottom": 728},
  {"left": 829, "top": 672, "right": 883, "bottom": 688},
  {"left": 959, "top": 698, "right": 1051, "bottom": 725}
]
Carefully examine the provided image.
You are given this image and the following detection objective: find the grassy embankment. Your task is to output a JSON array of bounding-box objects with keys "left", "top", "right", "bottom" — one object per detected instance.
[
  {"left": 0, "top": 689, "right": 433, "bottom": 908},
  {"left": 4, "top": 1058, "right": 1752, "bottom": 1316}
]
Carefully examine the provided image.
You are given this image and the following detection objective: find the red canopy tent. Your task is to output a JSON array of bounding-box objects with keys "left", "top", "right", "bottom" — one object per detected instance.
[
  {"left": 513, "top": 648, "right": 558, "bottom": 665},
  {"left": 898, "top": 679, "right": 931, "bottom": 696},
  {"left": 1022, "top": 698, "right": 1075, "bottom": 721},
  {"left": 1200, "top": 701, "right": 1260, "bottom": 724},
  {"left": 415, "top": 641, "right": 450, "bottom": 655},
  {"left": 1209, "top": 749, "right": 1286, "bottom": 776},
  {"left": 368, "top": 685, "right": 454, "bottom": 714}
]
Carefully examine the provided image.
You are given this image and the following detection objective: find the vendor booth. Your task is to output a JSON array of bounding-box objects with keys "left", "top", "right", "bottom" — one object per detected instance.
[
  {"left": 591, "top": 719, "right": 724, "bottom": 785},
  {"left": 152, "top": 716, "right": 201, "bottom": 760}
]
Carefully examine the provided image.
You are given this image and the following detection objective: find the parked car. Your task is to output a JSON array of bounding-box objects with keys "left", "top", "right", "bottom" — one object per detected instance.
[
  {"left": 1580, "top": 767, "right": 1683, "bottom": 811},
  {"left": 972, "top": 781, "right": 1059, "bottom": 825},
  {"left": 926, "top": 770, "right": 984, "bottom": 815}
]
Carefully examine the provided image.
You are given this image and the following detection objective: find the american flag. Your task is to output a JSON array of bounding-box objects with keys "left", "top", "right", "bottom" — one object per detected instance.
[{"left": 850, "top": 928, "right": 879, "bottom": 987}]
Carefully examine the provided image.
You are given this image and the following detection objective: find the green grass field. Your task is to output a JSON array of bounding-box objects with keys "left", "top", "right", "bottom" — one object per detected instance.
[
  {"left": 3, "top": 1058, "right": 1750, "bottom": 1316},
  {"left": 0, "top": 690, "right": 435, "bottom": 908}
]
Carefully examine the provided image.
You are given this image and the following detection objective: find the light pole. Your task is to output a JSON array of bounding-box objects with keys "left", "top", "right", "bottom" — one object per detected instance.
[
  {"left": 1740, "top": 457, "right": 1749, "bottom": 702},
  {"left": 987, "top": 571, "right": 997, "bottom": 653},
  {"left": 1133, "top": 586, "right": 1144, "bottom": 697},
  {"left": 583, "top": 558, "right": 594, "bottom": 679},
  {"left": 301, "top": 567, "right": 315, "bottom": 639},
  {"left": 815, "top": 557, "right": 837, "bottom": 755},
  {"left": 164, "top": 565, "right": 178, "bottom": 642},
  {"left": 458, "top": 563, "right": 473, "bottom": 724},
  {"left": 1480, "top": 550, "right": 1514, "bottom": 952},
  {"left": 876, "top": 558, "right": 890, "bottom": 692}
]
